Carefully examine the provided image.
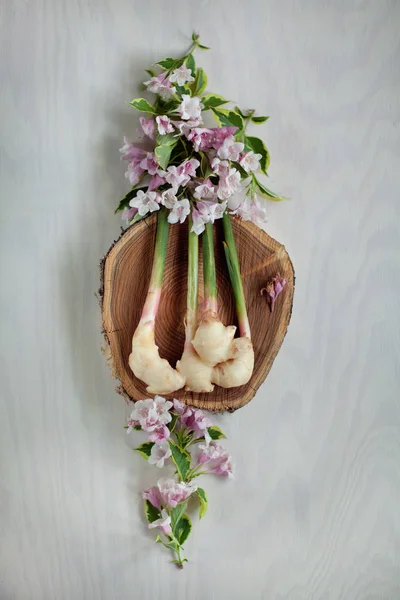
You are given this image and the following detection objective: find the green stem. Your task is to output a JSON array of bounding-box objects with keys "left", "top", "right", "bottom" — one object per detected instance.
[
  {"left": 185, "top": 215, "right": 199, "bottom": 345},
  {"left": 222, "top": 213, "right": 251, "bottom": 339},
  {"left": 202, "top": 222, "right": 218, "bottom": 313},
  {"left": 141, "top": 208, "right": 169, "bottom": 321}
]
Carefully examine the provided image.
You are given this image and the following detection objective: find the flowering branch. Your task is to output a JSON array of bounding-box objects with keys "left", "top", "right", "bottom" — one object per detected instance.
[
  {"left": 116, "top": 32, "right": 285, "bottom": 230},
  {"left": 127, "top": 396, "right": 232, "bottom": 568}
]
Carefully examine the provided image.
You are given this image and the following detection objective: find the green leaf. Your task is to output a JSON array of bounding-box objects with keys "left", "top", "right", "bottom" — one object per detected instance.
[
  {"left": 251, "top": 116, "right": 269, "bottom": 124},
  {"left": 198, "top": 151, "right": 214, "bottom": 179},
  {"left": 168, "top": 441, "right": 191, "bottom": 481},
  {"left": 168, "top": 413, "right": 179, "bottom": 432},
  {"left": 156, "top": 57, "right": 176, "bottom": 70},
  {"left": 253, "top": 177, "right": 286, "bottom": 202},
  {"left": 114, "top": 188, "right": 139, "bottom": 214},
  {"left": 175, "top": 514, "right": 192, "bottom": 546},
  {"left": 186, "top": 54, "right": 196, "bottom": 76},
  {"left": 245, "top": 136, "right": 270, "bottom": 174},
  {"left": 129, "top": 98, "right": 156, "bottom": 113},
  {"left": 234, "top": 106, "right": 248, "bottom": 119},
  {"left": 135, "top": 441, "right": 154, "bottom": 459},
  {"left": 231, "top": 161, "right": 249, "bottom": 179},
  {"left": 145, "top": 68, "right": 157, "bottom": 77},
  {"left": 144, "top": 500, "right": 161, "bottom": 523},
  {"left": 198, "top": 44, "right": 211, "bottom": 50},
  {"left": 211, "top": 108, "right": 243, "bottom": 130},
  {"left": 192, "top": 68, "right": 208, "bottom": 96},
  {"left": 207, "top": 426, "right": 227, "bottom": 440},
  {"left": 196, "top": 488, "right": 208, "bottom": 519},
  {"left": 191, "top": 31, "right": 198, "bottom": 42},
  {"left": 202, "top": 94, "right": 229, "bottom": 110},
  {"left": 134, "top": 424, "right": 141, "bottom": 431},
  {"left": 170, "top": 500, "right": 188, "bottom": 534},
  {"left": 154, "top": 133, "right": 178, "bottom": 170},
  {"left": 129, "top": 212, "right": 147, "bottom": 225},
  {"left": 156, "top": 98, "right": 180, "bottom": 115}
]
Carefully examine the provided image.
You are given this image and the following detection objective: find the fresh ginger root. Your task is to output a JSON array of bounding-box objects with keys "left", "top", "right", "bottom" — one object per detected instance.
[
  {"left": 211, "top": 337, "right": 254, "bottom": 388},
  {"left": 176, "top": 342, "right": 214, "bottom": 393},
  {"left": 192, "top": 310, "right": 236, "bottom": 367},
  {"left": 129, "top": 321, "right": 185, "bottom": 395}
]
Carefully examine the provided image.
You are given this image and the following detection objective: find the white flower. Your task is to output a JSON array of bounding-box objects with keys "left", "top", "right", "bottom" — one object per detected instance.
[
  {"left": 144, "top": 75, "right": 176, "bottom": 100},
  {"left": 197, "top": 200, "right": 227, "bottom": 224},
  {"left": 191, "top": 208, "right": 207, "bottom": 235},
  {"left": 148, "top": 441, "right": 172, "bottom": 468},
  {"left": 217, "top": 168, "right": 241, "bottom": 200},
  {"left": 211, "top": 157, "right": 230, "bottom": 177},
  {"left": 161, "top": 188, "right": 178, "bottom": 209},
  {"left": 169, "top": 64, "right": 194, "bottom": 86},
  {"left": 130, "top": 399, "right": 160, "bottom": 432},
  {"left": 239, "top": 151, "right": 262, "bottom": 173},
  {"left": 217, "top": 136, "right": 245, "bottom": 161},
  {"left": 175, "top": 118, "right": 203, "bottom": 136},
  {"left": 168, "top": 198, "right": 191, "bottom": 224},
  {"left": 178, "top": 95, "right": 203, "bottom": 121},
  {"left": 157, "top": 477, "right": 197, "bottom": 508},
  {"left": 148, "top": 508, "right": 172, "bottom": 535},
  {"left": 194, "top": 182, "right": 216, "bottom": 200},
  {"left": 153, "top": 395, "right": 173, "bottom": 424},
  {"left": 163, "top": 166, "right": 189, "bottom": 191},
  {"left": 156, "top": 115, "right": 174, "bottom": 135},
  {"left": 129, "top": 190, "right": 160, "bottom": 216}
]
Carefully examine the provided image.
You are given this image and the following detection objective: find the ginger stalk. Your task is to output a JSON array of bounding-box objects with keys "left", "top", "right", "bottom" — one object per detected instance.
[
  {"left": 176, "top": 216, "right": 214, "bottom": 392},
  {"left": 129, "top": 208, "right": 185, "bottom": 394},
  {"left": 211, "top": 214, "right": 254, "bottom": 388},
  {"left": 192, "top": 222, "right": 236, "bottom": 366}
]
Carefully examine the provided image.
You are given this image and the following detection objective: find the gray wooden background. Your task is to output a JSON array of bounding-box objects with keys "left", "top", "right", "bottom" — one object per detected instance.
[{"left": 1, "top": 0, "right": 399, "bottom": 598}]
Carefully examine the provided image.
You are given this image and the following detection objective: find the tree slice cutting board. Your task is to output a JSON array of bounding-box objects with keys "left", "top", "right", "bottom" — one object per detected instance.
[{"left": 100, "top": 214, "right": 294, "bottom": 412}]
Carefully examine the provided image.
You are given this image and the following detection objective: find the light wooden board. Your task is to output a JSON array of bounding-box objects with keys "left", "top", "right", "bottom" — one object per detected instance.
[{"left": 0, "top": 1, "right": 399, "bottom": 598}]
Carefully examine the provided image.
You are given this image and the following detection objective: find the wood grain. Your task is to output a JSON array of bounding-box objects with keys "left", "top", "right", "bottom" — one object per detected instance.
[
  {"left": 1, "top": 0, "right": 400, "bottom": 599},
  {"left": 101, "top": 215, "right": 294, "bottom": 411}
]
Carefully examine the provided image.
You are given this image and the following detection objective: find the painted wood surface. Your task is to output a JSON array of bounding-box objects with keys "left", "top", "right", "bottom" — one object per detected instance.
[{"left": 0, "top": 1, "right": 399, "bottom": 598}]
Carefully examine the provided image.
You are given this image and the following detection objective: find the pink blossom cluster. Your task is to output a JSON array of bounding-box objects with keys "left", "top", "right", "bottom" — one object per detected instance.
[
  {"left": 127, "top": 395, "right": 233, "bottom": 538},
  {"left": 119, "top": 63, "right": 266, "bottom": 231}
]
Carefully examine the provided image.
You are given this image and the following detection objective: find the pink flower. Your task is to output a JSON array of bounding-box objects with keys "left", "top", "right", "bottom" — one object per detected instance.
[
  {"left": 211, "top": 157, "right": 230, "bottom": 177},
  {"left": 230, "top": 195, "right": 267, "bottom": 227},
  {"left": 173, "top": 398, "right": 186, "bottom": 414},
  {"left": 169, "top": 64, "right": 194, "bottom": 86},
  {"left": 144, "top": 74, "right": 176, "bottom": 100},
  {"left": 180, "top": 407, "right": 212, "bottom": 433},
  {"left": 139, "top": 152, "right": 159, "bottom": 176},
  {"left": 148, "top": 424, "right": 171, "bottom": 444},
  {"left": 126, "top": 415, "right": 140, "bottom": 434},
  {"left": 121, "top": 206, "right": 137, "bottom": 223},
  {"left": 153, "top": 395, "right": 173, "bottom": 425},
  {"left": 217, "top": 168, "right": 241, "bottom": 200},
  {"left": 148, "top": 441, "right": 172, "bottom": 468},
  {"left": 197, "top": 441, "right": 233, "bottom": 478},
  {"left": 148, "top": 509, "right": 172, "bottom": 535},
  {"left": 119, "top": 138, "right": 147, "bottom": 162},
  {"left": 139, "top": 117, "right": 156, "bottom": 140},
  {"left": 196, "top": 200, "right": 227, "bottom": 224},
  {"left": 161, "top": 188, "right": 178, "bottom": 209},
  {"left": 187, "top": 127, "right": 214, "bottom": 151},
  {"left": 125, "top": 161, "right": 144, "bottom": 186},
  {"left": 156, "top": 115, "right": 174, "bottom": 135},
  {"left": 143, "top": 486, "right": 162, "bottom": 511},
  {"left": 129, "top": 190, "right": 160, "bottom": 216},
  {"left": 130, "top": 399, "right": 160, "bottom": 431},
  {"left": 162, "top": 159, "right": 200, "bottom": 191},
  {"left": 217, "top": 136, "right": 244, "bottom": 161},
  {"left": 191, "top": 207, "right": 208, "bottom": 235},
  {"left": 148, "top": 173, "right": 165, "bottom": 191},
  {"left": 157, "top": 477, "right": 197, "bottom": 508},
  {"left": 175, "top": 118, "right": 203, "bottom": 136},
  {"left": 194, "top": 181, "right": 216, "bottom": 200},
  {"left": 261, "top": 274, "right": 287, "bottom": 312},
  {"left": 168, "top": 198, "right": 191, "bottom": 224},
  {"left": 180, "top": 158, "right": 200, "bottom": 177},
  {"left": 178, "top": 95, "right": 203, "bottom": 121},
  {"left": 211, "top": 126, "right": 238, "bottom": 150},
  {"left": 239, "top": 151, "right": 262, "bottom": 173}
]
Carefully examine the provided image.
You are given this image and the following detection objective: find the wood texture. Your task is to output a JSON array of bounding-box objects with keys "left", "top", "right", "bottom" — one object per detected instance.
[
  {"left": 101, "top": 215, "right": 294, "bottom": 411},
  {"left": 1, "top": 1, "right": 400, "bottom": 599}
]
